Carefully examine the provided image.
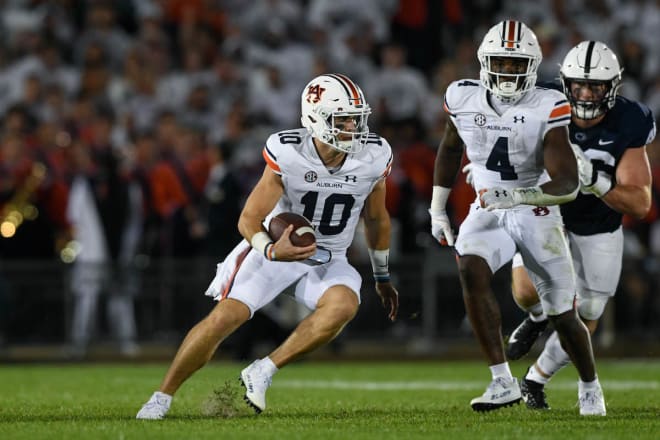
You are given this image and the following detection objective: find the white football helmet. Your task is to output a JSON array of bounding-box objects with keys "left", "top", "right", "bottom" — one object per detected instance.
[
  {"left": 477, "top": 20, "right": 542, "bottom": 102},
  {"left": 300, "top": 74, "right": 371, "bottom": 154},
  {"left": 560, "top": 41, "right": 622, "bottom": 120}
]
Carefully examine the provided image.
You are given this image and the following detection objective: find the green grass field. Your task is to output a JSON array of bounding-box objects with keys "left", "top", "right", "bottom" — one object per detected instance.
[{"left": 0, "top": 360, "right": 658, "bottom": 439}]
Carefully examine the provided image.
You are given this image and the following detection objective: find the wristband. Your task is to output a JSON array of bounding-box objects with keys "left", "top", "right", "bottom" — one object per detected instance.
[
  {"left": 430, "top": 186, "right": 451, "bottom": 212},
  {"left": 373, "top": 273, "right": 391, "bottom": 283},
  {"left": 265, "top": 242, "right": 276, "bottom": 261},
  {"left": 368, "top": 248, "right": 390, "bottom": 282},
  {"left": 251, "top": 231, "right": 275, "bottom": 260},
  {"left": 589, "top": 172, "right": 614, "bottom": 197}
]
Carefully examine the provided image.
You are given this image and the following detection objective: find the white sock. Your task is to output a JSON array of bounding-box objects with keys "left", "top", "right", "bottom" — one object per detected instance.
[
  {"left": 260, "top": 356, "right": 279, "bottom": 377},
  {"left": 579, "top": 376, "right": 601, "bottom": 392},
  {"left": 528, "top": 303, "right": 547, "bottom": 322},
  {"left": 153, "top": 391, "right": 172, "bottom": 405},
  {"left": 535, "top": 331, "right": 570, "bottom": 381},
  {"left": 526, "top": 364, "right": 550, "bottom": 385},
  {"left": 490, "top": 362, "right": 513, "bottom": 381}
]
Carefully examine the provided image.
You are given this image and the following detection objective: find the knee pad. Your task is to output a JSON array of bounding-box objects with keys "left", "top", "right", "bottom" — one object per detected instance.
[{"left": 577, "top": 295, "right": 609, "bottom": 321}]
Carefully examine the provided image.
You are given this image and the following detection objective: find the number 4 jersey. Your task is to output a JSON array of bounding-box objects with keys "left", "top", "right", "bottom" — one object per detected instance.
[
  {"left": 262, "top": 128, "right": 393, "bottom": 256},
  {"left": 444, "top": 80, "right": 571, "bottom": 198}
]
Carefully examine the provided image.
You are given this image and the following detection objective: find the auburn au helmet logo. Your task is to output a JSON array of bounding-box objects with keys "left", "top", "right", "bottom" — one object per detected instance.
[{"left": 306, "top": 84, "right": 326, "bottom": 104}]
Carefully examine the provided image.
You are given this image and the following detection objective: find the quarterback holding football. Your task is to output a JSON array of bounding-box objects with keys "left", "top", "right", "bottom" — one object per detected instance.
[{"left": 137, "top": 73, "right": 399, "bottom": 419}]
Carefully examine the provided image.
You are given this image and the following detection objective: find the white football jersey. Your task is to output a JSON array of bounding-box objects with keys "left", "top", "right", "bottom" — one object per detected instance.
[
  {"left": 262, "top": 128, "right": 392, "bottom": 255},
  {"left": 444, "top": 80, "right": 571, "bottom": 194}
]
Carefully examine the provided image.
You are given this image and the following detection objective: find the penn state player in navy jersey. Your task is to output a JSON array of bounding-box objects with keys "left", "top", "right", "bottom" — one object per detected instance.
[
  {"left": 504, "top": 41, "right": 655, "bottom": 411},
  {"left": 136, "top": 74, "right": 399, "bottom": 419},
  {"left": 430, "top": 21, "right": 605, "bottom": 415}
]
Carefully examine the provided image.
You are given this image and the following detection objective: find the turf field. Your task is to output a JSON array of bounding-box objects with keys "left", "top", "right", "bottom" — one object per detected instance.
[{"left": 0, "top": 360, "right": 658, "bottom": 439}]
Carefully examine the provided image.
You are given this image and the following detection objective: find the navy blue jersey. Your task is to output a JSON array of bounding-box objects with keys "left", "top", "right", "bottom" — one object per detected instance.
[{"left": 560, "top": 96, "right": 656, "bottom": 235}]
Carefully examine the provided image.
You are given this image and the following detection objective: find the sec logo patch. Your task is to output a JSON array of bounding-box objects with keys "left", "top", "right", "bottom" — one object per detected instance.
[{"left": 305, "top": 171, "right": 318, "bottom": 182}]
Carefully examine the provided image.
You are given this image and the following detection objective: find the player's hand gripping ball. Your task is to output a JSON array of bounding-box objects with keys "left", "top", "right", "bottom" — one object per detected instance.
[{"left": 268, "top": 212, "right": 316, "bottom": 247}]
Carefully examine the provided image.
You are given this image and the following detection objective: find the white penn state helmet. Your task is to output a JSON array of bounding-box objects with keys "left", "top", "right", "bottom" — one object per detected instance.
[{"left": 560, "top": 41, "right": 622, "bottom": 120}]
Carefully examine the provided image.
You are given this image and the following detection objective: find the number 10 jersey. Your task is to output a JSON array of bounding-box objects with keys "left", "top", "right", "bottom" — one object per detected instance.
[{"left": 262, "top": 128, "right": 393, "bottom": 256}]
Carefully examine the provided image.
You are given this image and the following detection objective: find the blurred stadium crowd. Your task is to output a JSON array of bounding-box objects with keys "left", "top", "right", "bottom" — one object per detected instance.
[{"left": 0, "top": 0, "right": 659, "bottom": 353}]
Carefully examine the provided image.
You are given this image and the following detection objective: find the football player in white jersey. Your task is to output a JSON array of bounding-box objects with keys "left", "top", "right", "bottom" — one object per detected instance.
[
  {"left": 136, "top": 74, "right": 399, "bottom": 419},
  {"left": 429, "top": 20, "right": 605, "bottom": 415},
  {"left": 503, "top": 42, "right": 655, "bottom": 411}
]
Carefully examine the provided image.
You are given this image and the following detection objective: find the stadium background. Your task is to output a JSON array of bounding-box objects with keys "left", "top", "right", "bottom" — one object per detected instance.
[{"left": 0, "top": 0, "right": 658, "bottom": 362}]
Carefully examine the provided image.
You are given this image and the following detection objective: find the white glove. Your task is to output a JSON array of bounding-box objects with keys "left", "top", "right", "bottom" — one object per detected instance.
[
  {"left": 571, "top": 143, "right": 614, "bottom": 198},
  {"left": 479, "top": 187, "right": 521, "bottom": 211},
  {"left": 462, "top": 163, "right": 474, "bottom": 187},
  {"left": 429, "top": 209, "right": 455, "bottom": 246}
]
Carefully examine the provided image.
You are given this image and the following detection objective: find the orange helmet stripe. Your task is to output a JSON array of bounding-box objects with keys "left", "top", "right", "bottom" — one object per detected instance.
[
  {"left": 506, "top": 21, "right": 516, "bottom": 48},
  {"left": 328, "top": 73, "right": 363, "bottom": 105}
]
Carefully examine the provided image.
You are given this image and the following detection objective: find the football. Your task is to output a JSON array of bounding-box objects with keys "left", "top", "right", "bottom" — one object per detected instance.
[{"left": 268, "top": 212, "right": 316, "bottom": 247}]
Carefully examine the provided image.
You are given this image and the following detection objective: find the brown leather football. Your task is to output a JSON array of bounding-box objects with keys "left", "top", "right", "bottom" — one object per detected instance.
[{"left": 268, "top": 212, "right": 316, "bottom": 247}]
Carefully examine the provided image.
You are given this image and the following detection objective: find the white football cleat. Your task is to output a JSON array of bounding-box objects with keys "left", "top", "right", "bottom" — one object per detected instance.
[
  {"left": 470, "top": 377, "right": 522, "bottom": 412},
  {"left": 240, "top": 360, "right": 273, "bottom": 414},
  {"left": 579, "top": 387, "right": 606, "bottom": 416},
  {"left": 136, "top": 391, "right": 172, "bottom": 420}
]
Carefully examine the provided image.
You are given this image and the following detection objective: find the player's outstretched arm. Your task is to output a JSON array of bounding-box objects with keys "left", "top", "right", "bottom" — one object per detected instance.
[{"left": 363, "top": 179, "right": 398, "bottom": 321}]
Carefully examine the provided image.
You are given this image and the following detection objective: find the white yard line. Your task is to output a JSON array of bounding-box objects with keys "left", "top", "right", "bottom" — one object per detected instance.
[{"left": 275, "top": 379, "right": 659, "bottom": 391}]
